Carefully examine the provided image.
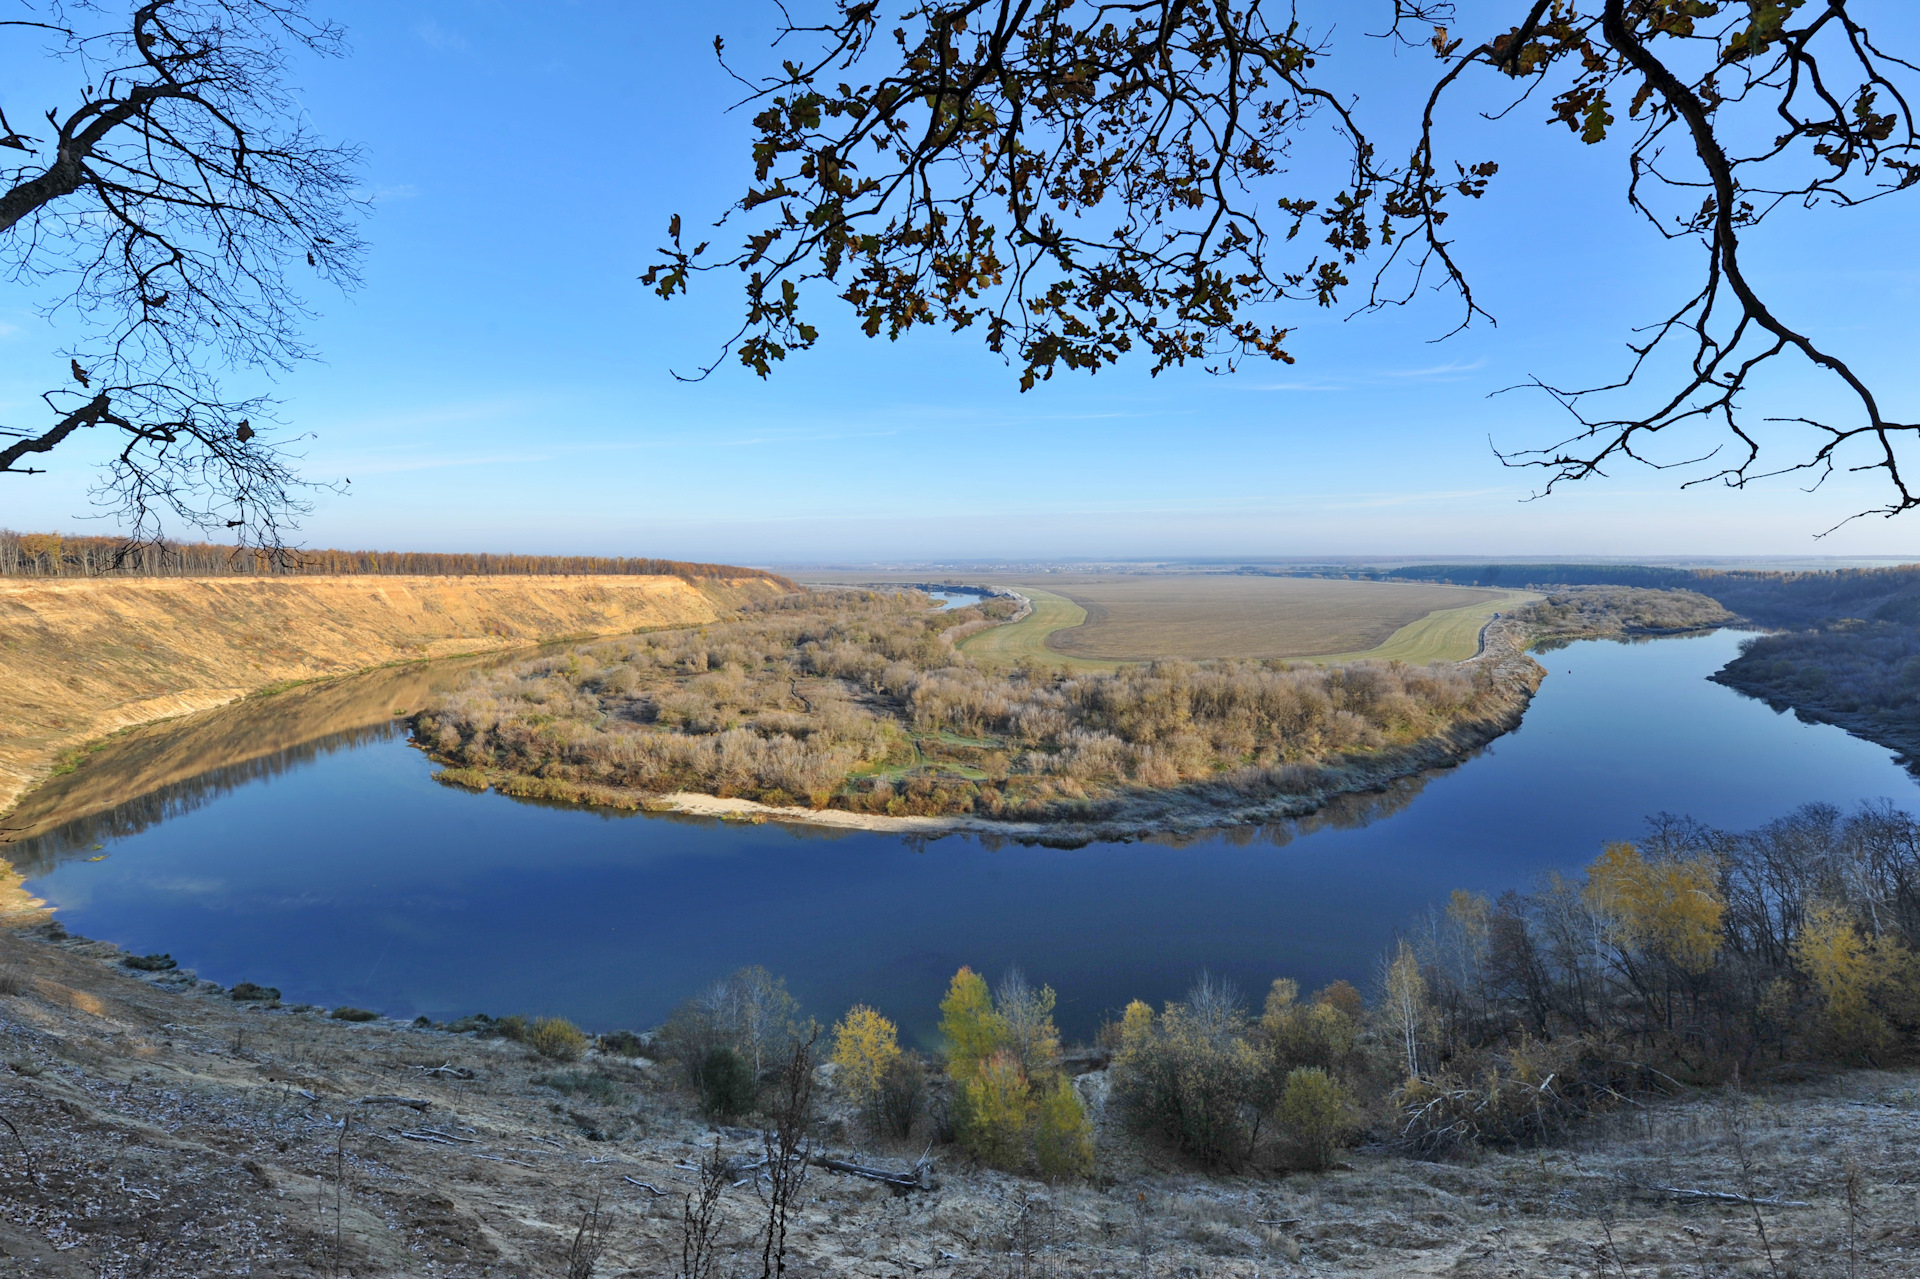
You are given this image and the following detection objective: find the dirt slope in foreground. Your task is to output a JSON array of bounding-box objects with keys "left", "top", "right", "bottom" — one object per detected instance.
[
  {"left": 0, "top": 924, "right": 1914, "bottom": 1277},
  {"left": 0, "top": 574, "right": 787, "bottom": 816}
]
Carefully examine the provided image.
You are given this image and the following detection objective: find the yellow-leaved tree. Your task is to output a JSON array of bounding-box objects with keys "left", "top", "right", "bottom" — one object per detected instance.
[
  {"left": 940, "top": 965, "right": 1092, "bottom": 1177},
  {"left": 1584, "top": 842, "right": 1724, "bottom": 974},
  {"left": 830, "top": 1005, "right": 901, "bottom": 1109},
  {"left": 961, "top": 1050, "right": 1033, "bottom": 1168},
  {"left": 938, "top": 967, "right": 1002, "bottom": 1084},
  {"left": 1582, "top": 841, "right": 1726, "bottom": 1033},
  {"left": 1115, "top": 999, "right": 1155, "bottom": 1062},
  {"left": 1260, "top": 977, "right": 1357, "bottom": 1077},
  {"left": 1794, "top": 901, "right": 1920, "bottom": 1061},
  {"left": 1033, "top": 1076, "right": 1095, "bottom": 1181}
]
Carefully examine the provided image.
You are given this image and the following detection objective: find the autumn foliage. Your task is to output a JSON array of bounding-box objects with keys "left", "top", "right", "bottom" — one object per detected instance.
[
  {"left": 830, "top": 1005, "right": 902, "bottom": 1109},
  {"left": 938, "top": 967, "right": 1092, "bottom": 1180},
  {"left": 1386, "top": 802, "right": 1920, "bottom": 1152},
  {"left": 421, "top": 588, "right": 1523, "bottom": 821}
]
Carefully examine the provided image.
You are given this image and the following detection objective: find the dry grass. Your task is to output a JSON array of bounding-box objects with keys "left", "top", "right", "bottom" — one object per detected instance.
[
  {"left": 2, "top": 923, "right": 1916, "bottom": 1277},
  {"left": 1003, "top": 575, "right": 1505, "bottom": 661},
  {"left": 0, "top": 574, "right": 788, "bottom": 818}
]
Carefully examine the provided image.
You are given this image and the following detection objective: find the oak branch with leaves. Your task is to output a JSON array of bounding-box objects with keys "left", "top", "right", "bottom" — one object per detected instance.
[
  {"left": 650, "top": 1, "right": 1920, "bottom": 527},
  {"left": 0, "top": 0, "right": 362, "bottom": 548}
]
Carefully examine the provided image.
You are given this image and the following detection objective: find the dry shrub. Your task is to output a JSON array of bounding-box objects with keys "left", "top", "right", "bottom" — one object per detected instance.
[
  {"left": 422, "top": 588, "right": 1522, "bottom": 820},
  {"left": 1110, "top": 982, "right": 1265, "bottom": 1171},
  {"left": 1033, "top": 1076, "right": 1095, "bottom": 1181},
  {"left": 1391, "top": 1037, "right": 1657, "bottom": 1157},
  {"left": 528, "top": 1017, "right": 588, "bottom": 1061},
  {"left": 870, "top": 1055, "right": 925, "bottom": 1139},
  {"left": 1275, "top": 1067, "right": 1353, "bottom": 1171},
  {"left": 596, "top": 1029, "right": 652, "bottom": 1058},
  {"left": 700, "top": 1046, "right": 756, "bottom": 1118}
]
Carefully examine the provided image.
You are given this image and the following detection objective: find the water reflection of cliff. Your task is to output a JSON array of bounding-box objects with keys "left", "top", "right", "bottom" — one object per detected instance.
[
  {"left": 6, "top": 648, "right": 1461, "bottom": 877},
  {"left": 2, "top": 654, "right": 514, "bottom": 872}
]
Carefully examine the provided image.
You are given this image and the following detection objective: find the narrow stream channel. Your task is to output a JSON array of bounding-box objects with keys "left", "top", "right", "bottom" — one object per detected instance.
[{"left": 9, "top": 630, "right": 1916, "bottom": 1042}]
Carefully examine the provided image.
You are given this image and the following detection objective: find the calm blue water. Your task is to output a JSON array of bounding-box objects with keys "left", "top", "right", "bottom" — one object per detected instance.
[
  {"left": 928, "top": 590, "right": 988, "bottom": 610},
  {"left": 16, "top": 631, "right": 1918, "bottom": 1043}
]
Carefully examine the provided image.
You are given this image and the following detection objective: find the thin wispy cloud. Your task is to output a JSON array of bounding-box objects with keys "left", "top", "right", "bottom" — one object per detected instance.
[
  {"left": 1381, "top": 359, "right": 1487, "bottom": 380},
  {"left": 310, "top": 399, "right": 538, "bottom": 436},
  {"left": 1233, "top": 359, "right": 1487, "bottom": 392},
  {"left": 557, "top": 427, "right": 904, "bottom": 453},
  {"left": 415, "top": 21, "right": 468, "bottom": 52}
]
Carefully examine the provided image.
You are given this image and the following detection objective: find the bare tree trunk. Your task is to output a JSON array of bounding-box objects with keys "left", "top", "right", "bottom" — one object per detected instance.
[{"left": 759, "top": 1028, "right": 819, "bottom": 1279}]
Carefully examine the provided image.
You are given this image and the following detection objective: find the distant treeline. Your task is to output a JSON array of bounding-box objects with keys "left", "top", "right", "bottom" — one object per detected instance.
[{"left": 0, "top": 529, "right": 796, "bottom": 589}]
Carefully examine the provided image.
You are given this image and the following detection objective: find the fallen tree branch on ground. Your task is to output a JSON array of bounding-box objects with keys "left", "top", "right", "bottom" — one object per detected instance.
[
  {"left": 1629, "top": 1180, "right": 1809, "bottom": 1209},
  {"left": 808, "top": 1154, "right": 935, "bottom": 1191}
]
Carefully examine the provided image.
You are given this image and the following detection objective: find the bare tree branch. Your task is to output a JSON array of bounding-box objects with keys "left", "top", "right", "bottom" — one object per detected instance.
[{"left": 0, "top": 0, "right": 363, "bottom": 547}]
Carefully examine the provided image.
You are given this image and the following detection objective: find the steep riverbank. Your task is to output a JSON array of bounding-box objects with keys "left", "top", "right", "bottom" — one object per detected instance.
[
  {"left": 0, "top": 919, "right": 1909, "bottom": 1277},
  {"left": 0, "top": 574, "right": 790, "bottom": 817},
  {"left": 1705, "top": 621, "right": 1920, "bottom": 773}
]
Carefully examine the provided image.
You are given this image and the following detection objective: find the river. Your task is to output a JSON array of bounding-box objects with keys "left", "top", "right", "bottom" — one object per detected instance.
[{"left": 9, "top": 629, "right": 1916, "bottom": 1044}]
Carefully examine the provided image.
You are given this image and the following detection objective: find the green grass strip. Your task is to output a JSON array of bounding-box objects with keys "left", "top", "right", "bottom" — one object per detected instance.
[
  {"left": 954, "top": 588, "right": 1121, "bottom": 671},
  {"left": 1303, "top": 590, "right": 1541, "bottom": 664}
]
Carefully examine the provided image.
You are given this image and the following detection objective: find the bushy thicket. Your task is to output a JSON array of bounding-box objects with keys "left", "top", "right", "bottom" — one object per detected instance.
[
  {"left": 1108, "top": 975, "right": 1366, "bottom": 1172},
  {"left": 1390, "top": 801, "right": 1920, "bottom": 1153},
  {"left": 1099, "top": 802, "right": 1920, "bottom": 1168},
  {"left": 1716, "top": 620, "right": 1920, "bottom": 731},
  {"left": 620, "top": 802, "right": 1920, "bottom": 1178},
  {"left": 419, "top": 589, "right": 1520, "bottom": 819},
  {"left": 1512, "top": 586, "right": 1735, "bottom": 639}
]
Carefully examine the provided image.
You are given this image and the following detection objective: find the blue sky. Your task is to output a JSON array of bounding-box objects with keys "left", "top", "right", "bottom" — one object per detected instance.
[{"left": 4, "top": 2, "right": 1920, "bottom": 563}]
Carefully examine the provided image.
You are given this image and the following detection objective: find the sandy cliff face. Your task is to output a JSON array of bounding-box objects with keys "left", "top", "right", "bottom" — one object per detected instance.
[{"left": 0, "top": 574, "right": 785, "bottom": 815}]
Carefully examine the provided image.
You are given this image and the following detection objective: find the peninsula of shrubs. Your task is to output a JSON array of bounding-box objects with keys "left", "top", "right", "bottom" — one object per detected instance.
[{"left": 414, "top": 588, "right": 1544, "bottom": 824}]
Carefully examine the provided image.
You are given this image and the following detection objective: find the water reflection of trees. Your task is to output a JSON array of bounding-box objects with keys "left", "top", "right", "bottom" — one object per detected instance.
[
  {"left": 1134, "top": 770, "right": 1435, "bottom": 852},
  {"left": 964, "top": 761, "right": 1444, "bottom": 855},
  {"left": 6, "top": 723, "right": 402, "bottom": 874}
]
